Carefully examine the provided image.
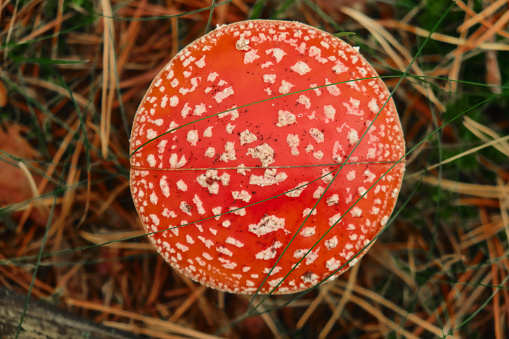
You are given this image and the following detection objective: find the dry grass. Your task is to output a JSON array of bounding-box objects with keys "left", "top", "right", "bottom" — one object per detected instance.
[{"left": 0, "top": 0, "right": 508, "bottom": 338}]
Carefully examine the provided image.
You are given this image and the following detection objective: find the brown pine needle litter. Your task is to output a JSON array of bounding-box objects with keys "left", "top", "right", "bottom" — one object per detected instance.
[{"left": 0, "top": 0, "right": 508, "bottom": 338}]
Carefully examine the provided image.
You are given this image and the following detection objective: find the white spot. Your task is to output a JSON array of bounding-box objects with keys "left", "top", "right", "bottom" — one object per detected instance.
[
  {"left": 207, "top": 72, "right": 218, "bottom": 82},
  {"left": 198, "top": 236, "right": 213, "bottom": 249},
  {"left": 175, "top": 242, "right": 189, "bottom": 252},
  {"left": 255, "top": 241, "right": 282, "bottom": 260},
  {"left": 232, "top": 190, "right": 252, "bottom": 202},
  {"left": 358, "top": 186, "right": 368, "bottom": 198},
  {"left": 193, "top": 103, "right": 207, "bottom": 116},
  {"left": 268, "top": 277, "right": 284, "bottom": 287},
  {"left": 161, "top": 95, "right": 168, "bottom": 108},
  {"left": 347, "top": 128, "right": 359, "bottom": 145},
  {"left": 302, "top": 272, "right": 319, "bottom": 284},
  {"left": 351, "top": 207, "right": 362, "bottom": 217},
  {"left": 300, "top": 226, "right": 315, "bottom": 237},
  {"left": 196, "top": 170, "right": 227, "bottom": 194},
  {"left": 176, "top": 179, "right": 188, "bottom": 191},
  {"left": 263, "top": 266, "right": 282, "bottom": 275},
  {"left": 237, "top": 163, "right": 251, "bottom": 176},
  {"left": 364, "top": 169, "right": 376, "bottom": 183},
  {"left": 276, "top": 110, "right": 296, "bottom": 127},
  {"left": 263, "top": 74, "right": 276, "bottom": 84},
  {"left": 152, "top": 119, "right": 163, "bottom": 127},
  {"left": 186, "top": 235, "right": 194, "bottom": 244},
  {"left": 321, "top": 169, "right": 333, "bottom": 184},
  {"left": 193, "top": 194, "right": 206, "bottom": 215},
  {"left": 324, "top": 105, "right": 336, "bottom": 121},
  {"left": 368, "top": 98, "right": 379, "bottom": 114},
  {"left": 182, "top": 56, "right": 195, "bottom": 67},
  {"left": 181, "top": 103, "right": 192, "bottom": 118},
  {"left": 325, "top": 236, "right": 338, "bottom": 250},
  {"left": 240, "top": 129, "right": 258, "bottom": 145},
  {"left": 162, "top": 209, "right": 177, "bottom": 218},
  {"left": 291, "top": 61, "right": 311, "bottom": 75},
  {"left": 381, "top": 216, "right": 389, "bottom": 226},
  {"left": 325, "top": 79, "right": 340, "bottom": 96},
  {"left": 313, "top": 186, "right": 325, "bottom": 199},
  {"left": 195, "top": 55, "right": 206, "bottom": 68},
  {"left": 346, "top": 170, "right": 356, "bottom": 181},
  {"left": 310, "top": 128, "right": 324, "bottom": 143},
  {"left": 169, "top": 154, "right": 187, "bottom": 169},
  {"left": 266, "top": 48, "right": 286, "bottom": 62},
  {"left": 149, "top": 214, "right": 160, "bottom": 228},
  {"left": 170, "top": 95, "right": 179, "bottom": 107},
  {"left": 213, "top": 87, "right": 235, "bottom": 103},
  {"left": 297, "top": 95, "right": 311, "bottom": 109},
  {"left": 343, "top": 97, "right": 363, "bottom": 116},
  {"left": 186, "top": 130, "right": 199, "bottom": 146},
  {"left": 249, "top": 169, "right": 288, "bottom": 186},
  {"left": 326, "top": 194, "right": 339, "bottom": 206},
  {"left": 259, "top": 59, "right": 272, "bottom": 68},
  {"left": 302, "top": 208, "right": 317, "bottom": 217},
  {"left": 286, "top": 134, "right": 300, "bottom": 155},
  {"left": 226, "top": 123, "right": 236, "bottom": 134},
  {"left": 218, "top": 257, "right": 237, "bottom": 269},
  {"left": 203, "top": 252, "right": 213, "bottom": 260},
  {"left": 326, "top": 257, "right": 341, "bottom": 272},
  {"left": 146, "top": 129, "right": 157, "bottom": 139},
  {"left": 203, "top": 126, "right": 213, "bottom": 137},
  {"left": 279, "top": 80, "right": 295, "bottom": 94},
  {"left": 313, "top": 151, "right": 324, "bottom": 160},
  {"left": 247, "top": 143, "right": 275, "bottom": 167},
  {"left": 216, "top": 246, "right": 233, "bottom": 257},
  {"left": 225, "top": 237, "right": 244, "bottom": 248},
  {"left": 286, "top": 181, "right": 308, "bottom": 198},
  {"left": 204, "top": 147, "right": 215, "bottom": 158},
  {"left": 212, "top": 206, "right": 222, "bottom": 220},
  {"left": 220, "top": 141, "right": 236, "bottom": 162},
  {"left": 249, "top": 215, "right": 286, "bottom": 237},
  {"left": 218, "top": 108, "right": 239, "bottom": 120},
  {"left": 160, "top": 176, "right": 170, "bottom": 197},
  {"left": 180, "top": 201, "right": 192, "bottom": 216},
  {"left": 244, "top": 49, "right": 260, "bottom": 64},
  {"left": 236, "top": 37, "right": 250, "bottom": 51},
  {"left": 349, "top": 257, "right": 359, "bottom": 267},
  {"left": 149, "top": 192, "right": 158, "bottom": 204},
  {"left": 329, "top": 213, "right": 342, "bottom": 227},
  {"left": 146, "top": 154, "right": 156, "bottom": 167},
  {"left": 332, "top": 61, "right": 348, "bottom": 74},
  {"left": 230, "top": 206, "right": 246, "bottom": 216},
  {"left": 309, "top": 46, "right": 321, "bottom": 58}
]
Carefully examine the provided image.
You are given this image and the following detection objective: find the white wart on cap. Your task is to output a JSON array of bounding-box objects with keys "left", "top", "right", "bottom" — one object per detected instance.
[{"left": 130, "top": 20, "right": 405, "bottom": 294}]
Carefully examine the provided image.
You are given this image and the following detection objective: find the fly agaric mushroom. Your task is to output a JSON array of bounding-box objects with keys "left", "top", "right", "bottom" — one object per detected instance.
[{"left": 130, "top": 20, "right": 405, "bottom": 294}]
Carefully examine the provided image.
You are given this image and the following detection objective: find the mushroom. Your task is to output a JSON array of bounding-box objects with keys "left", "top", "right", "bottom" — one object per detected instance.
[{"left": 130, "top": 20, "right": 405, "bottom": 294}]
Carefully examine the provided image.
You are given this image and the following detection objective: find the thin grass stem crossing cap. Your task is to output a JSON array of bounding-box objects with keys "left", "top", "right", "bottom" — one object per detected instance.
[{"left": 130, "top": 20, "right": 405, "bottom": 294}]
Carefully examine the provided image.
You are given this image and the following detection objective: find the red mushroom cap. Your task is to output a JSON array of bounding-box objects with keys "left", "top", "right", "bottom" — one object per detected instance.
[{"left": 130, "top": 20, "right": 405, "bottom": 294}]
